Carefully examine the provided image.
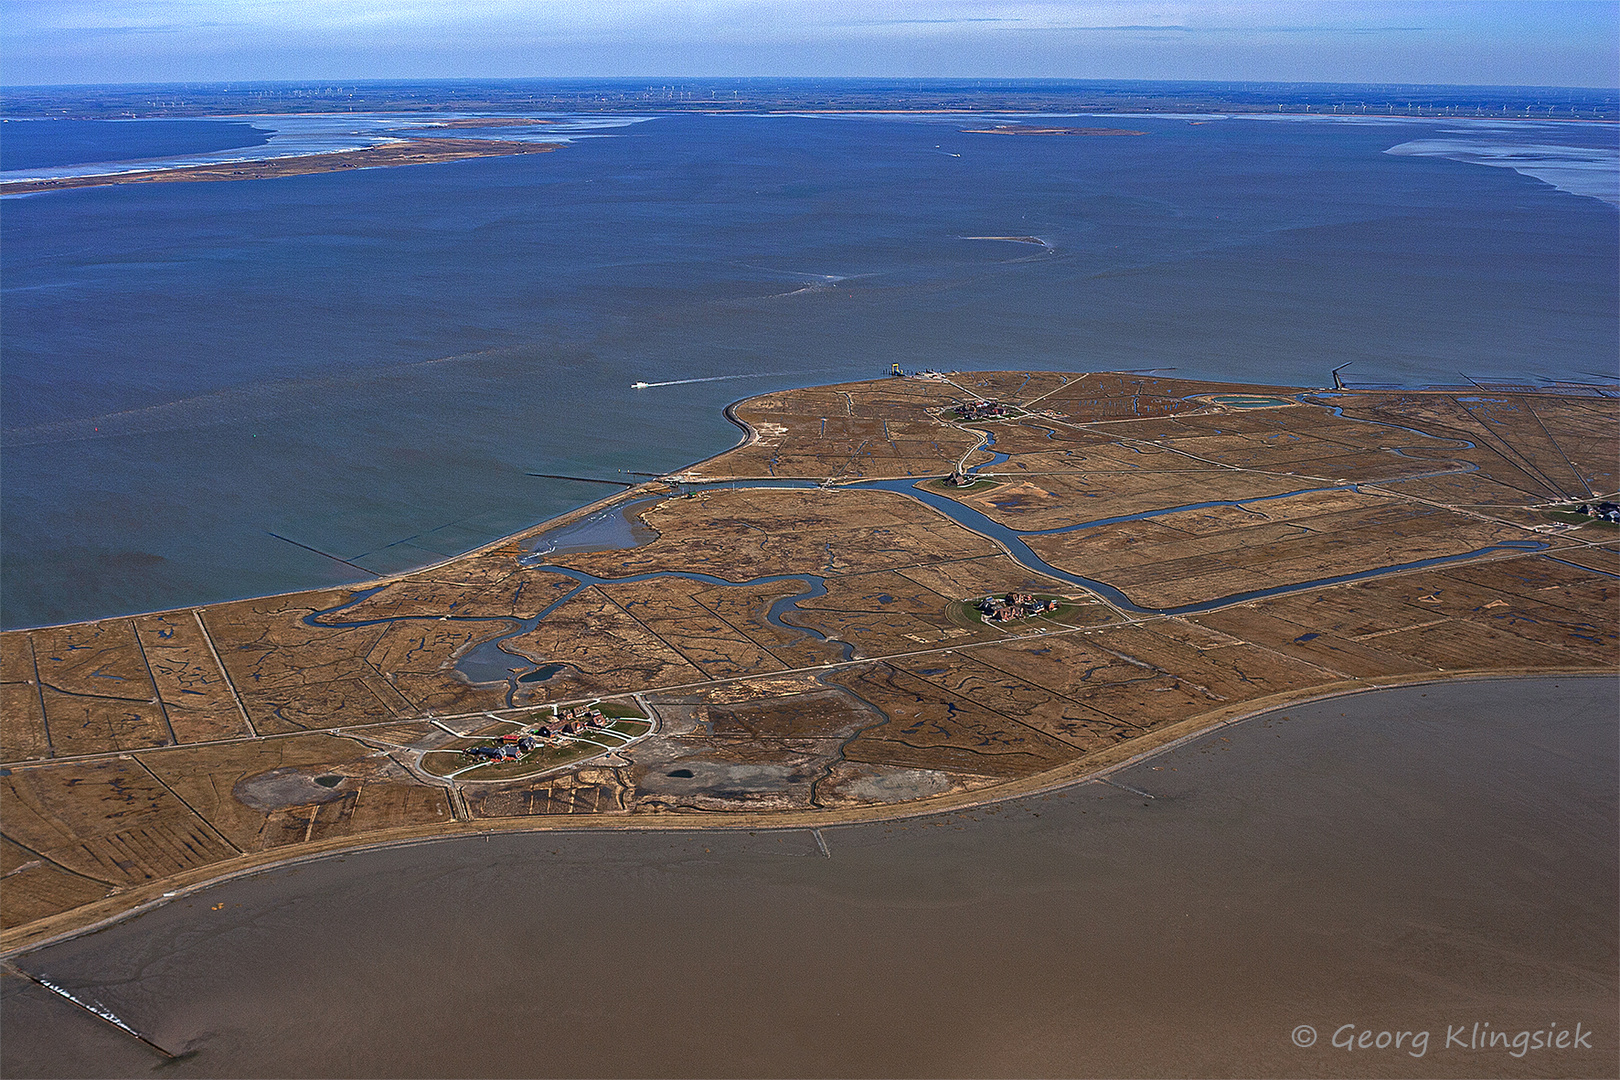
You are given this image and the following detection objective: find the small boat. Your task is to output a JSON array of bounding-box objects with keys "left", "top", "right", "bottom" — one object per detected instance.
[{"left": 632, "top": 381, "right": 650, "bottom": 389}]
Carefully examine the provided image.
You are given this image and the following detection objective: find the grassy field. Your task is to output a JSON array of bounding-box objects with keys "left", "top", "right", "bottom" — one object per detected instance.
[
  {"left": 443, "top": 718, "right": 653, "bottom": 782},
  {"left": 946, "top": 595, "right": 1097, "bottom": 631},
  {"left": 594, "top": 700, "right": 650, "bottom": 720},
  {"left": 1544, "top": 508, "right": 1620, "bottom": 529}
]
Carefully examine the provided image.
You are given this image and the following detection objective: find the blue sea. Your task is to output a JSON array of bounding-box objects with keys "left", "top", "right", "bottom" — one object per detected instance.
[{"left": 3, "top": 104, "right": 1617, "bottom": 627}]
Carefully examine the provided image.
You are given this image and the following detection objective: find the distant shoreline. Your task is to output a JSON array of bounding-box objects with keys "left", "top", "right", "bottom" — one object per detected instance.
[
  {"left": 960, "top": 125, "right": 1146, "bottom": 135},
  {"left": 0, "top": 136, "right": 561, "bottom": 195}
]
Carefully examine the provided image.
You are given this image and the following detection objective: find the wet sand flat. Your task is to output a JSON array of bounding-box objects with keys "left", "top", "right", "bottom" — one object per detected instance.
[{"left": 2, "top": 676, "right": 1614, "bottom": 1078}]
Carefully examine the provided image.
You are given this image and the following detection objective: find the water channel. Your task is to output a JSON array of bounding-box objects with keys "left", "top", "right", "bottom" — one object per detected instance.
[{"left": 299, "top": 455, "right": 1557, "bottom": 702}]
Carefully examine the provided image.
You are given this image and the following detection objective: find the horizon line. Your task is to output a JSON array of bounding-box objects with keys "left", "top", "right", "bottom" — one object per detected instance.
[{"left": 4, "top": 75, "right": 1617, "bottom": 93}]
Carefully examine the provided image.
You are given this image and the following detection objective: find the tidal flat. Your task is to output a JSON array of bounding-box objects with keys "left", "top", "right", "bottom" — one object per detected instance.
[{"left": 2, "top": 676, "right": 1613, "bottom": 1078}]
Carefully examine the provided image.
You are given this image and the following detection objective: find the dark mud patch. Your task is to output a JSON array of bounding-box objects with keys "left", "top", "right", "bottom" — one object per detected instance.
[{"left": 233, "top": 768, "right": 352, "bottom": 811}]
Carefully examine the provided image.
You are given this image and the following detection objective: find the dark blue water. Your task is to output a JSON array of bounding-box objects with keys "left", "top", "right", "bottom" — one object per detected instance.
[
  {"left": 3, "top": 111, "right": 1616, "bottom": 627},
  {"left": 0, "top": 119, "right": 272, "bottom": 170}
]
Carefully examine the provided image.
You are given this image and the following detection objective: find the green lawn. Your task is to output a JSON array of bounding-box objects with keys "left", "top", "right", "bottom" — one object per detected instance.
[
  {"left": 427, "top": 702, "right": 652, "bottom": 782},
  {"left": 594, "top": 699, "right": 649, "bottom": 720},
  {"left": 420, "top": 748, "right": 480, "bottom": 777},
  {"left": 446, "top": 721, "right": 652, "bottom": 782},
  {"left": 1544, "top": 509, "right": 1620, "bottom": 530},
  {"left": 453, "top": 742, "right": 598, "bottom": 781},
  {"left": 950, "top": 594, "right": 1098, "bottom": 630}
]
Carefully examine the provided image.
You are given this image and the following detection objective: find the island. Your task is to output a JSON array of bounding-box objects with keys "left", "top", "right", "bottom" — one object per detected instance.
[
  {"left": 2, "top": 370, "right": 1615, "bottom": 954},
  {"left": 0, "top": 136, "right": 562, "bottom": 196}
]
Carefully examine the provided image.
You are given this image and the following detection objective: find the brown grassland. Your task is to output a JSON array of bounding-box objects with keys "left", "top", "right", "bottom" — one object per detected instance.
[{"left": 2, "top": 370, "right": 1615, "bottom": 952}]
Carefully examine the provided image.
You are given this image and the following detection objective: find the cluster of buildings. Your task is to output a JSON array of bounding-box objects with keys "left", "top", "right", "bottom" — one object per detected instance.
[
  {"left": 956, "top": 400, "right": 1009, "bottom": 421},
  {"left": 889, "top": 364, "right": 953, "bottom": 379},
  {"left": 1574, "top": 501, "right": 1620, "bottom": 523},
  {"left": 461, "top": 705, "right": 618, "bottom": 762},
  {"left": 552, "top": 705, "right": 614, "bottom": 731},
  {"left": 463, "top": 739, "right": 534, "bottom": 762},
  {"left": 976, "top": 592, "right": 1061, "bottom": 623}
]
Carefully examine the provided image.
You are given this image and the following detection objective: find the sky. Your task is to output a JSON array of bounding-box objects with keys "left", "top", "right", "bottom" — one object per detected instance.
[{"left": 2, "top": 1, "right": 1616, "bottom": 88}]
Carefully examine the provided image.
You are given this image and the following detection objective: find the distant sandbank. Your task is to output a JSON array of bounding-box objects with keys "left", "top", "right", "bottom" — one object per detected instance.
[
  {"left": 0, "top": 137, "right": 561, "bottom": 195},
  {"left": 961, "top": 125, "right": 1146, "bottom": 136}
]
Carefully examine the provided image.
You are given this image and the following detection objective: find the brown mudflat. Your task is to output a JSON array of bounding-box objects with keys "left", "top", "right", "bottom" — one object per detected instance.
[
  {"left": 2, "top": 370, "right": 1615, "bottom": 952},
  {"left": 2, "top": 677, "right": 1612, "bottom": 1078}
]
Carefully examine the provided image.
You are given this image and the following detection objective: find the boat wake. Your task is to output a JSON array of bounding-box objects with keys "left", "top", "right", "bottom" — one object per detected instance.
[{"left": 631, "top": 370, "right": 832, "bottom": 389}]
